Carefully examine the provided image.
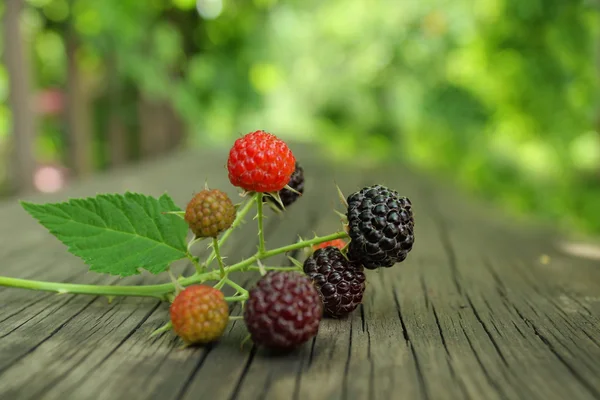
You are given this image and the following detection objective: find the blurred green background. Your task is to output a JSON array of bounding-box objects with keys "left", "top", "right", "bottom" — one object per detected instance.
[{"left": 2, "top": 0, "right": 600, "bottom": 236}]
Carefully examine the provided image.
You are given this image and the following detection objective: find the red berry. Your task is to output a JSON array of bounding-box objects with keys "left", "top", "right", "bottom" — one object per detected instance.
[
  {"left": 170, "top": 285, "right": 230, "bottom": 345},
  {"left": 243, "top": 271, "right": 322, "bottom": 350},
  {"left": 312, "top": 239, "right": 347, "bottom": 252},
  {"left": 227, "top": 130, "right": 296, "bottom": 193}
]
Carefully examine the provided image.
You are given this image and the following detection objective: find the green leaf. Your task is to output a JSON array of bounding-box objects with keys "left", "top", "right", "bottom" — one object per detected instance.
[{"left": 21, "top": 192, "right": 189, "bottom": 277}]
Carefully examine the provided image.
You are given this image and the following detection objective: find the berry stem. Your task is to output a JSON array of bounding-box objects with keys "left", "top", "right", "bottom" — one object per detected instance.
[
  {"left": 246, "top": 265, "right": 301, "bottom": 272},
  {"left": 213, "top": 277, "right": 227, "bottom": 290},
  {"left": 0, "top": 275, "right": 174, "bottom": 300},
  {"left": 203, "top": 198, "right": 254, "bottom": 268},
  {"left": 187, "top": 253, "right": 203, "bottom": 274},
  {"left": 249, "top": 231, "right": 346, "bottom": 262},
  {"left": 187, "top": 236, "right": 205, "bottom": 253},
  {"left": 168, "top": 269, "right": 185, "bottom": 294},
  {"left": 255, "top": 192, "right": 266, "bottom": 255},
  {"left": 212, "top": 237, "right": 226, "bottom": 278},
  {"left": 150, "top": 321, "right": 173, "bottom": 337},
  {"left": 224, "top": 295, "right": 248, "bottom": 302},
  {"left": 224, "top": 278, "right": 248, "bottom": 297},
  {"left": 0, "top": 231, "right": 348, "bottom": 299}
]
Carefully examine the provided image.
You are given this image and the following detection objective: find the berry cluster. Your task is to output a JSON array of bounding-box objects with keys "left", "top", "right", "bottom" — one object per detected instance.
[{"left": 168, "top": 129, "right": 415, "bottom": 351}]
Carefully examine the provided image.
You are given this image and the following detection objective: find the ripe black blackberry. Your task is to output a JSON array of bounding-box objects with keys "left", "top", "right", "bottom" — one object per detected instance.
[
  {"left": 346, "top": 185, "right": 414, "bottom": 269},
  {"left": 303, "top": 247, "right": 366, "bottom": 318},
  {"left": 266, "top": 162, "right": 304, "bottom": 210}
]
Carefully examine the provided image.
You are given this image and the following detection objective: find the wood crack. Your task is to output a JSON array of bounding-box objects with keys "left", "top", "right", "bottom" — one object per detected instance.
[
  {"left": 513, "top": 304, "right": 600, "bottom": 399},
  {"left": 432, "top": 305, "right": 471, "bottom": 400},
  {"left": 0, "top": 293, "right": 56, "bottom": 325},
  {"left": 458, "top": 319, "right": 509, "bottom": 400},
  {"left": 341, "top": 317, "right": 353, "bottom": 400},
  {"left": 227, "top": 345, "right": 257, "bottom": 400},
  {"left": 393, "top": 287, "right": 430, "bottom": 400},
  {"left": 465, "top": 294, "right": 509, "bottom": 366},
  {"left": 432, "top": 305, "right": 450, "bottom": 354},
  {"left": 174, "top": 348, "right": 212, "bottom": 400},
  {"left": 70, "top": 300, "right": 163, "bottom": 385},
  {"left": 420, "top": 272, "right": 430, "bottom": 310},
  {"left": 307, "top": 336, "right": 317, "bottom": 367},
  {"left": 259, "top": 370, "right": 273, "bottom": 400},
  {"left": 0, "top": 295, "right": 79, "bottom": 339},
  {"left": 360, "top": 304, "right": 372, "bottom": 360},
  {"left": 0, "top": 270, "right": 85, "bottom": 324},
  {"left": 0, "top": 295, "right": 97, "bottom": 375},
  {"left": 26, "top": 301, "right": 147, "bottom": 399}
]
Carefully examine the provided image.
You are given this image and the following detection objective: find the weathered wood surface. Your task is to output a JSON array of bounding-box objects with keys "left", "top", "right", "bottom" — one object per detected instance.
[{"left": 0, "top": 145, "right": 599, "bottom": 400}]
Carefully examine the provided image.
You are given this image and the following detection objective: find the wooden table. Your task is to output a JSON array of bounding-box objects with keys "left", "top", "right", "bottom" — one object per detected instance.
[{"left": 0, "top": 145, "right": 599, "bottom": 400}]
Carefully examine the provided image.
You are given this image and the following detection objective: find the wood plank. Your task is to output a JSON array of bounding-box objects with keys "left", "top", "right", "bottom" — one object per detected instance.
[
  {"left": 378, "top": 163, "right": 600, "bottom": 400},
  {"left": 0, "top": 150, "right": 231, "bottom": 398}
]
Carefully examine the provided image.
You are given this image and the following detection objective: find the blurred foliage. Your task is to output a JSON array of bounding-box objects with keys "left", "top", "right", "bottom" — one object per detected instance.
[{"left": 1, "top": 0, "right": 600, "bottom": 235}]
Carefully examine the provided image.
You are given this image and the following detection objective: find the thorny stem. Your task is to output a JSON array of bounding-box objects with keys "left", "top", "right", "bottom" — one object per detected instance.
[
  {"left": 246, "top": 265, "right": 302, "bottom": 272},
  {"left": 150, "top": 321, "right": 173, "bottom": 337},
  {"left": 187, "top": 253, "right": 203, "bottom": 274},
  {"left": 187, "top": 236, "right": 204, "bottom": 253},
  {"left": 224, "top": 295, "right": 248, "bottom": 302},
  {"left": 168, "top": 269, "right": 184, "bottom": 294},
  {"left": 224, "top": 278, "right": 248, "bottom": 297},
  {"left": 212, "top": 237, "right": 226, "bottom": 278},
  {"left": 213, "top": 277, "right": 227, "bottom": 290},
  {"left": 0, "top": 276, "right": 176, "bottom": 300},
  {"left": 0, "top": 178, "right": 348, "bottom": 303},
  {"left": 255, "top": 192, "right": 266, "bottom": 255},
  {"left": 9, "top": 231, "right": 345, "bottom": 296},
  {"left": 203, "top": 199, "right": 254, "bottom": 268}
]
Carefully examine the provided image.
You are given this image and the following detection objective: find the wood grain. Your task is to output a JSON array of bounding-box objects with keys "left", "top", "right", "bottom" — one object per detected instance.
[{"left": 0, "top": 148, "right": 598, "bottom": 400}]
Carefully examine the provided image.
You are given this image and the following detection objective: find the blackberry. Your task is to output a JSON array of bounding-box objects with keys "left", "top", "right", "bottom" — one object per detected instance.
[
  {"left": 243, "top": 271, "right": 322, "bottom": 350},
  {"left": 346, "top": 185, "right": 414, "bottom": 269},
  {"left": 266, "top": 162, "right": 304, "bottom": 209},
  {"left": 303, "top": 247, "right": 366, "bottom": 318}
]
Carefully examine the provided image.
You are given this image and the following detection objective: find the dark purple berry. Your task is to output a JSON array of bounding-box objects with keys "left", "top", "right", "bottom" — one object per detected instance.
[
  {"left": 303, "top": 247, "right": 366, "bottom": 318},
  {"left": 266, "top": 162, "right": 304, "bottom": 209},
  {"left": 243, "top": 271, "right": 322, "bottom": 350}
]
